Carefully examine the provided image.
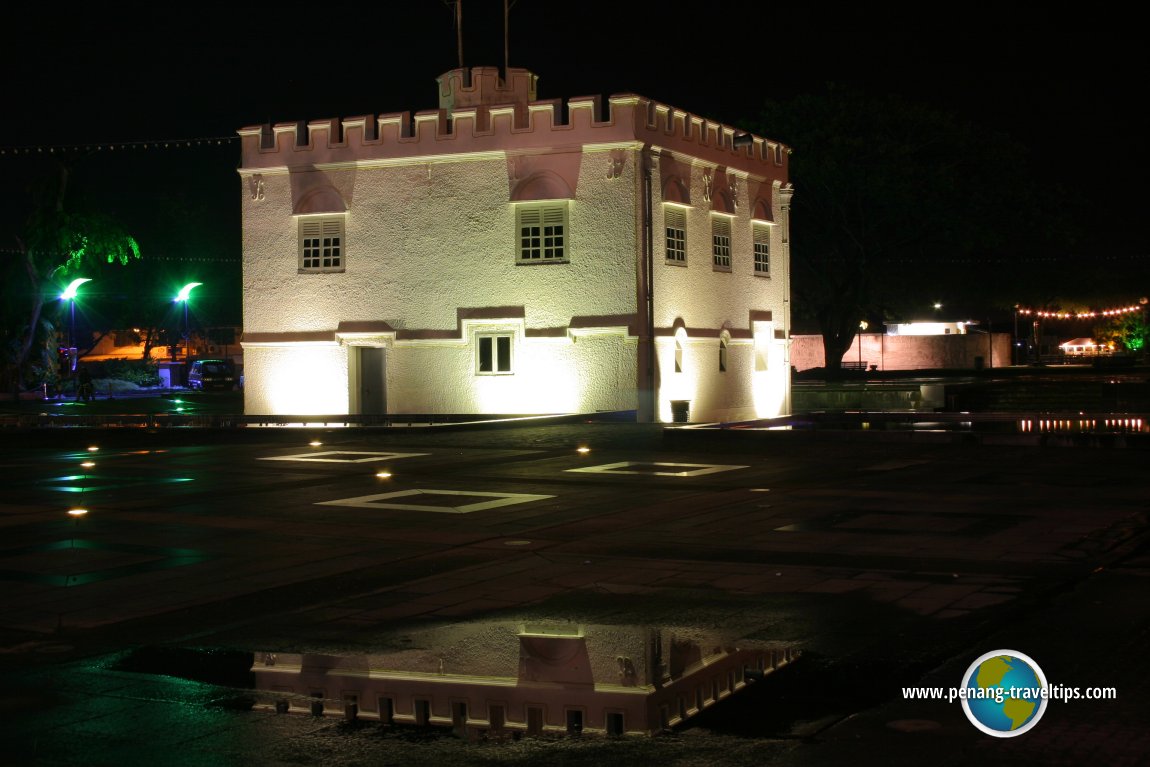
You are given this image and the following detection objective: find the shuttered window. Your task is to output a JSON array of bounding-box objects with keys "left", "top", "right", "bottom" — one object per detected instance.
[
  {"left": 299, "top": 217, "right": 344, "bottom": 272},
  {"left": 665, "top": 206, "right": 686, "bottom": 263},
  {"left": 711, "top": 217, "right": 731, "bottom": 269},
  {"left": 753, "top": 223, "right": 770, "bottom": 275},
  {"left": 517, "top": 204, "right": 568, "bottom": 262}
]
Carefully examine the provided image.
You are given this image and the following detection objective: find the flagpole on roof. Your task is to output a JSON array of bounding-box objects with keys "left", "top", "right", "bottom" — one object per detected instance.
[{"left": 456, "top": 1, "right": 464, "bottom": 69}]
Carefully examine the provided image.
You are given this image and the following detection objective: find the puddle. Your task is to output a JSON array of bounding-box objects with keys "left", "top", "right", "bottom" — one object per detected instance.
[{"left": 112, "top": 645, "right": 255, "bottom": 689}]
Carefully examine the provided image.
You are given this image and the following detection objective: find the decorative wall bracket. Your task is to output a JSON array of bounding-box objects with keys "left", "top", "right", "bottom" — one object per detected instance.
[
  {"left": 248, "top": 174, "right": 265, "bottom": 201},
  {"left": 606, "top": 149, "right": 627, "bottom": 179}
]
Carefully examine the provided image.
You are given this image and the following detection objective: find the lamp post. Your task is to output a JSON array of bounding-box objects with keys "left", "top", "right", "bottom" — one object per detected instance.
[
  {"left": 60, "top": 278, "right": 92, "bottom": 368},
  {"left": 174, "top": 282, "right": 202, "bottom": 360},
  {"left": 1013, "top": 305, "right": 1020, "bottom": 365},
  {"left": 858, "top": 320, "right": 868, "bottom": 371}
]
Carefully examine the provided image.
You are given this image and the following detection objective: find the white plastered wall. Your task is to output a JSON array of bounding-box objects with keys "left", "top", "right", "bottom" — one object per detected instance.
[
  {"left": 383, "top": 328, "right": 638, "bottom": 415},
  {"left": 242, "top": 343, "right": 349, "bottom": 415},
  {"left": 241, "top": 149, "right": 641, "bottom": 415},
  {"left": 652, "top": 160, "right": 791, "bottom": 422}
]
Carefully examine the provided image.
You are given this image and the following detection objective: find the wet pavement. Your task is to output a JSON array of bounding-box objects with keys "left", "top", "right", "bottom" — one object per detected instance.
[{"left": 1, "top": 421, "right": 1148, "bottom": 765}]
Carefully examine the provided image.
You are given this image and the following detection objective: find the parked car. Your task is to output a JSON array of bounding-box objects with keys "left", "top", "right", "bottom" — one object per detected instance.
[{"left": 187, "top": 359, "right": 237, "bottom": 391}]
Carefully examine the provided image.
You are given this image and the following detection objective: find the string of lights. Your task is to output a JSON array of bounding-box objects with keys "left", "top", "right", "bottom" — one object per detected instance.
[
  {"left": 0, "top": 136, "right": 238, "bottom": 156},
  {"left": 0, "top": 245, "right": 235, "bottom": 262},
  {"left": 1016, "top": 299, "right": 1148, "bottom": 320}
]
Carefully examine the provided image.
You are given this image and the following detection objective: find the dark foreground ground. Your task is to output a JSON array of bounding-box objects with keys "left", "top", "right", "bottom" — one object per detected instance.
[{"left": 0, "top": 413, "right": 1147, "bottom": 766}]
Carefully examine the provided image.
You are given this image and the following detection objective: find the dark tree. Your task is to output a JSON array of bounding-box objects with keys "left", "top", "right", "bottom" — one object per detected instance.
[
  {"left": 2, "top": 158, "right": 141, "bottom": 393},
  {"left": 745, "top": 85, "right": 1072, "bottom": 371}
]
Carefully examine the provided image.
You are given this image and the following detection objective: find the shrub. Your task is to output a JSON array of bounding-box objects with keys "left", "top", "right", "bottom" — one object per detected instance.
[{"left": 96, "top": 359, "right": 161, "bottom": 387}]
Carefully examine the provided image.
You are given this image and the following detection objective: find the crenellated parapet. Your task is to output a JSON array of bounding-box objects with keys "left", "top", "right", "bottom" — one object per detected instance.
[
  {"left": 437, "top": 66, "right": 538, "bottom": 113},
  {"left": 237, "top": 67, "right": 788, "bottom": 181}
]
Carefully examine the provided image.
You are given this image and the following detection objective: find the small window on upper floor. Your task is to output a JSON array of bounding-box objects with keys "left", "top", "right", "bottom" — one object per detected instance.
[
  {"left": 712, "top": 217, "right": 732, "bottom": 270},
  {"left": 298, "top": 216, "right": 344, "bottom": 273},
  {"left": 664, "top": 205, "right": 686, "bottom": 263},
  {"left": 753, "top": 223, "right": 770, "bottom": 275},
  {"left": 517, "top": 203, "right": 568, "bottom": 263}
]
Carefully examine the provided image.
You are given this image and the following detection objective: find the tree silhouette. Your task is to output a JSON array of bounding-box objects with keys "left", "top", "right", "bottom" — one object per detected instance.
[
  {"left": 745, "top": 85, "right": 1073, "bottom": 371},
  {"left": 2, "top": 158, "right": 140, "bottom": 393}
]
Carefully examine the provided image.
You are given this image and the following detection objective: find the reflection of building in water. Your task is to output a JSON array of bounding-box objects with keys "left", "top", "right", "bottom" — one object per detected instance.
[
  {"left": 252, "top": 622, "right": 798, "bottom": 736},
  {"left": 1018, "top": 417, "right": 1145, "bottom": 434}
]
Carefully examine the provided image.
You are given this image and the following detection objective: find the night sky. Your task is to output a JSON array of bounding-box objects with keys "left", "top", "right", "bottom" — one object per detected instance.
[{"left": 3, "top": 1, "right": 1146, "bottom": 315}]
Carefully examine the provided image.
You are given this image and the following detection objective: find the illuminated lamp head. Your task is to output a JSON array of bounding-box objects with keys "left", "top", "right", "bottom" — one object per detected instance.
[
  {"left": 174, "top": 282, "right": 203, "bottom": 302},
  {"left": 60, "top": 278, "right": 92, "bottom": 301}
]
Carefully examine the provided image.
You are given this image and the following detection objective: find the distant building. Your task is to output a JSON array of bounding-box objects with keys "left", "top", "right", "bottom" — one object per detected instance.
[
  {"left": 885, "top": 320, "right": 971, "bottom": 336},
  {"left": 1059, "top": 337, "right": 1109, "bottom": 355},
  {"left": 237, "top": 67, "right": 792, "bottom": 422}
]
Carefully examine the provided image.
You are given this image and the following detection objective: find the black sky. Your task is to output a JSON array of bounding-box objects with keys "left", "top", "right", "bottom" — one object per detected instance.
[{"left": 3, "top": 1, "right": 1146, "bottom": 266}]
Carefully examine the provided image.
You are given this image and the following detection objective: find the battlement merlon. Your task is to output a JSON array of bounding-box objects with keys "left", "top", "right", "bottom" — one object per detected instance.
[
  {"left": 438, "top": 66, "right": 538, "bottom": 112},
  {"left": 237, "top": 69, "right": 789, "bottom": 180}
]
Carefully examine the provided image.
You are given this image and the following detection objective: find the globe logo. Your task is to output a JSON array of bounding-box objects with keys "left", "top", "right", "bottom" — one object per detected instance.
[{"left": 961, "top": 649, "right": 1048, "bottom": 737}]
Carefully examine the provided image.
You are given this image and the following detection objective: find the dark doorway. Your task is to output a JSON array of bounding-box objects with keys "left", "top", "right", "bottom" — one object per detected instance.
[{"left": 357, "top": 347, "right": 386, "bottom": 415}]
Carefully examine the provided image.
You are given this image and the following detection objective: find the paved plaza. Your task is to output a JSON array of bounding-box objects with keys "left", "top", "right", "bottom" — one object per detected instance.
[{"left": 1, "top": 421, "right": 1147, "bottom": 765}]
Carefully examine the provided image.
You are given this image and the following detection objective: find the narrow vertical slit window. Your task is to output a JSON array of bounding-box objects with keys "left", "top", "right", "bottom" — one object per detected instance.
[{"left": 755, "top": 335, "right": 769, "bottom": 372}]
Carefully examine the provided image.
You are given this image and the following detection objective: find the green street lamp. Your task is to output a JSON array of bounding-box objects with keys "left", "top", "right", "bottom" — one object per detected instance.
[
  {"left": 174, "top": 282, "right": 202, "bottom": 360},
  {"left": 60, "top": 278, "right": 92, "bottom": 363}
]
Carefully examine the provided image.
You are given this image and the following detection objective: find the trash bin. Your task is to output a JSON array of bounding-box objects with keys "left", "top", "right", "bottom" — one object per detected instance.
[
  {"left": 670, "top": 400, "right": 690, "bottom": 423},
  {"left": 974, "top": 356, "right": 985, "bottom": 370}
]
